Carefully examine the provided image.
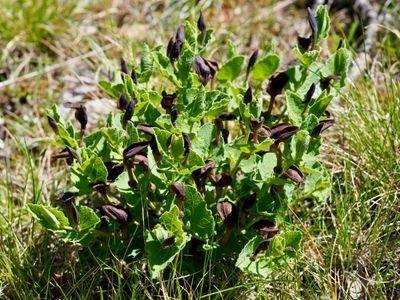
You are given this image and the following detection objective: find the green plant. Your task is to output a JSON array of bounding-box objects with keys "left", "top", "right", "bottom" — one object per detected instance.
[{"left": 30, "top": 6, "right": 350, "bottom": 279}]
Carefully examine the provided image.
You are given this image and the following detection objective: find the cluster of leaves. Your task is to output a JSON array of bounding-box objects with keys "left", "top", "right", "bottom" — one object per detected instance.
[{"left": 30, "top": 6, "right": 350, "bottom": 278}]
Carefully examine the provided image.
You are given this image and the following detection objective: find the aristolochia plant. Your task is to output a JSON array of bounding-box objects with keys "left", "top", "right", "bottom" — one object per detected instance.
[{"left": 30, "top": 6, "right": 350, "bottom": 278}]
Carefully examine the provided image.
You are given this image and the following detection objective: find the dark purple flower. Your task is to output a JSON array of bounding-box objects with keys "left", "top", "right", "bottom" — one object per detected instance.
[
  {"left": 282, "top": 165, "right": 305, "bottom": 183},
  {"left": 136, "top": 124, "right": 154, "bottom": 136},
  {"left": 303, "top": 83, "right": 316, "bottom": 104},
  {"left": 167, "top": 25, "right": 185, "bottom": 62},
  {"left": 131, "top": 69, "right": 138, "bottom": 85},
  {"left": 298, "top": 36, "right": 312, "bottom": 52},
  {"left": 122, "top": 98, "right": 137, "bottom": 129},
  {"left": 250, "top": 240, "right": 270, "bottom": 261},
  {"left": 253, "top": 220, "right": 279, "bottom": 238},
  {"left": 217, "top": 201, "right": 238, "bottom": 230},
  {"left": 267, "top": 72, "right": 289, "bottom": 98},
  {"left": 99, "top": 204, "right": 131, "bottom": 224},
  {"left": 169, "top": 182, "right": 186, "bottom": 201},
  {"left": 311, "top": 119, "right": 335, "bottom": 137},
  {"left": 218, "top": 112, "right": 236, "bottom": 121},
  {"left": 246, "top": 49, "right": 258, "bottom": 81},
  {"left": 194, "top": 56, "right": 219, "bottom": 86},
  {"left": 242, "top": 193, "right": 257, "bottom": 210},
  {"left": 162, "top": 235, "right": 176, "bottom": 249},
  {"left": 121, "top": 57, "right": 129, "bottom": 75},
  {"left": 47, "top": 115, "right": 58, "bottom": 134},
  {"left": 270, "top": 123, "right": 299, "bottom": 144},
  {"left": 197, "top": 12, "right": 207, "bottom": 45},
  {"left": 118, "top": 93, "right": 129, "bottom": 110},
  {"left": 243, "top": 86, "right": 253, "bottom": 104},
  {"left": 123, "top": 141, "right": 149, "bottom": 159},
  {"left": 210, "top": 174, "right": 232, "bottom": 187},
  {"left": 307, "top": 7, "right": 318, "bottom": 47}
]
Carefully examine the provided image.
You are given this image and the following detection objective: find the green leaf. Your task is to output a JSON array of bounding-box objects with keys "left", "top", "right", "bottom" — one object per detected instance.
[
  {"left": 258, "top": 153, "right": 277, "bottom": 181},
  {"left": 177, "top": 43, "right": 195, "bottom": 84},
  {"left": 321, "top": 48, "right": 351, "bottom": 85},
  {"left": 309, "top": 91, "right": 333, "bottom": 117},
  {"left": 235, "top": 236, "right": 273, "bottom": 277},
  {"left": 152, "top": 50, "right": 180, "bottom": 87},
  {"left": 98, "top": 81, "right": 119, "bottom": 98},
  {"left": 78, "top": 206, "right": 100, "bottom": 231},
  {"left": 290, "top": 130, "right": 310, "bottom": 163},
  {"left": 146, "top": 207, "right": 190, "bottom": 279},
  {"left": 216, "top": 55, "right": 245, "bottom": 82},
  {"left": 153, "top": 128, "right": 172, "bottom": 157},
  {"left": 28, "top": 204, "right": 70, "bottom": 232},
  {"left": 80, "top": 156, "right": 108, "bottom": 183},
  {"left": 251, "top": 54, "right": 280, "bottom": 82},
  {"left": 234, "top": 137, "right": 274, "bottom": 154},
  {"left": 286, "top": 91, "right": 305, "bottom": 126},
  {"left": 315, "top": 5, "right": 330, "bottom": 45},
  {"left": 182, "top": 186, "right": 214, "bottom": 240},
  {"left": 101, "top": 127, "right": 125, "bottom": 148},
  {"left": 191, "top": 123, "right": 215, "bottom": 159},
  {"left": 140, "top": 44, "right": 154, "bottom": 83},
  {"left": 293, "top": 46, "right": 320, "bottom": 66}
]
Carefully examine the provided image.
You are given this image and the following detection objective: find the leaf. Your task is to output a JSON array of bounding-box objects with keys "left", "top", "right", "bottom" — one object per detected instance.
[
  {"left": 321, "top": 48, "right": 351, "bottom": 85},
  {"left": 146, "top": 207, "right": 190, "bottom": 279},
  {"left": 140, "top": 44, "right": 154, "bottom": 83},
  {"left": 177, "top": 43, "right": 195, "bottom": 84},
  {"left": 251, "top": 54, "right": 280, "bottom": 82},
  {"left": 153, "top": 128, "right": 172, "bottom": 157},
  {"left": 182, "top": 186, "right": 215, "bottom": 240},
  {"left": 258, "top": 153, "right": 277, "bottom": 181},
  {"left": 101, "top": 127, "right": 125, "bottom": 148},
  {"left": 290, "top": 130, "right": 310, "bottom": 163},
  {"left": 293, "top": 46, "right": 320, "bottom": 66},
  {"left": 191, "top": 123, "right": 215, "bottom": 159},
  {"left": 286, "top": 91, "right": 304, "bottom": 126},
  {"left": 235, "top": 236, "right": 273, "bottom": 277},
  {"left": 315, "top": 5, "right": 330, "bottom": 45},
  {"left": 216, "top": 55, "right": 245, "bottom": 82},
  {"left": 234, "top": 137, "right": 274, "bottom": 154},
  {"left": 81, "top": 156, "right": 108, "bottom": 183},
  {"left": 152, "top": 50, "right": 180, "bottom": 87},
  {"left": 78, "top": 206, "right": 100, "bottom": 231},
  {"left": 309, "top": 91, "right": 333, "bottom": 117},
  {"left": 98, "top": 81, "right": 119, "bottom": 98},
  {"left": 28, "top": 204, "right": 70, "bottom": 232}
]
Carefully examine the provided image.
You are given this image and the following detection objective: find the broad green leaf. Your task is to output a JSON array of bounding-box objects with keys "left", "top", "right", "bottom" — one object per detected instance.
[
  {"left": 235, "top": 236, "right": 273, "bottom": 277},
  {"left": 258, "top": 153, "right": 277, "bottom": 181},
  {"left": 315, "top": 5, "right": 330, "bottom": 45},
  {"left": 152, "top": 50, "right": 180, "bottom": 87},
  {"left": 78, "top": 206, "right": 100, "bottom": 231},
  {"left": 191, "top": 123, "right": 215, "bottom": 159},
  {"left": 182, "top": 186, "right": 215, "bottom": 240},
  {"left": 178, "top": 43, "right": 195, "bottom": 84},
  {"left": 146, "top": 207, "right": 190, "bottom": 279},
  {"left": 28, "top": 204, "right": 70, "bottom": 232},
  {"left": 290, "top": 130, "right": 310, "bottom": 163},
  {"left": 81, "top": 156, "right": 108, "bottom": 183},
  {"left": 216, "top": 55, "right": 245, "bottom": 82},
  {"left": 153, "top": 128, "right": 172, "bottom": 157},
  {"left": 251, "top": 54, "right": 280, "bottom": 82},
  {"left": 309, "top": 91, "right": 333, "bottom": 117},
  {"left": 140, "top": 44, "right": 154, "bottom": 83},
  {"left": 293, "top": 46, "right": 320, "bottom": 66},
  {"left": 233, "top": 137, "right": 274, "bottom": 154},
  {"left": 321, "top": 48, "right": 351, "bottom": 86},
  {"left": 286, "top": 91, "right": 305, "bottom": 126},
  {"left": 121, "top": 73, "right": 135, "bottom": 98},
  {"left": 101, "top": 127, "right": 125, "bottom": 148},
  {"left": 98, "top": 81, "right": 119, "bottom": 98}
]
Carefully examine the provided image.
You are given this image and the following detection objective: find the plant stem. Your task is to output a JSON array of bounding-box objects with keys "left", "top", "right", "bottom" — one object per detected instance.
[{"left": 265, "top": 95, "right": 276, "bottom": 119}]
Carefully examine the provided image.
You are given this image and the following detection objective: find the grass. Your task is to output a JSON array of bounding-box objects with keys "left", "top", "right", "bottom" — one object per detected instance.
[{"left": 0, "top": 0, "right": 399, "bottom": 299}]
